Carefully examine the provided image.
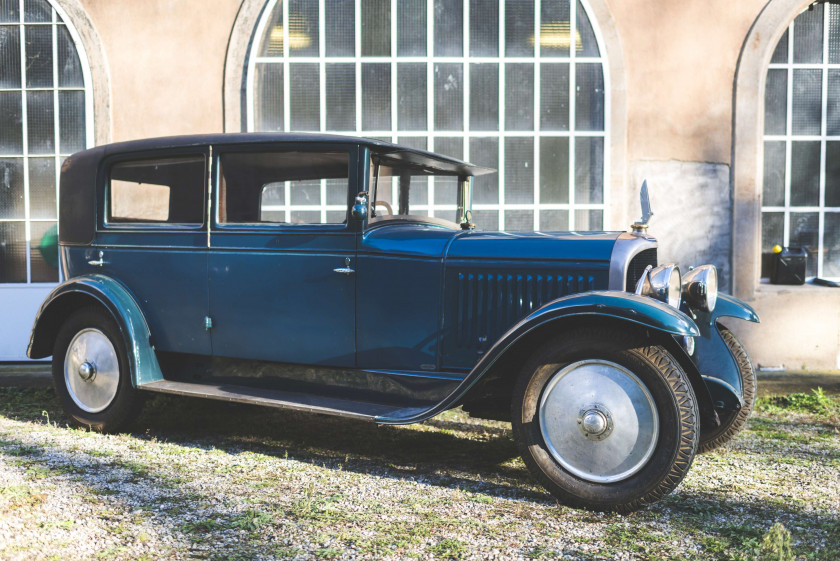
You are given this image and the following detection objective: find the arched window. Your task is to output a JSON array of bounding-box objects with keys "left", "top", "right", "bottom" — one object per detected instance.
[
  {"left": 246, "top": 0, "right": 607, "bottom": 231},
  {"left": 763, "top": 3, "right": 840, "bottom": 278},
  {"left": 0, "top": 0, "right": 92, "bottom": 284}
]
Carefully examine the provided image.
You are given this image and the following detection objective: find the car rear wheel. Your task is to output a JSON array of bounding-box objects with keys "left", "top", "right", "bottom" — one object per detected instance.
[
  {"left": 698, "top": 326, "right": 756, "bottom": 453},
  {"left": 52, "top": 307, "right": 142, "bottom": 432},
  {"left": 511, "top": 327, "right": 699, "bottom": 513}
]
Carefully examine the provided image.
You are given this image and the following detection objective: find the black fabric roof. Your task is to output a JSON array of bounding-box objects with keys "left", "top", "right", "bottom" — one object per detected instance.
[{"left": 87, "top": 133, "right": 495, "bottom": 177}]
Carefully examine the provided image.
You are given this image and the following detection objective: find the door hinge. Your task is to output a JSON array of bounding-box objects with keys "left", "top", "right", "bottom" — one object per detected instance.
[{"left": 204, "top": 316, "right": 213, "bottom": 330}]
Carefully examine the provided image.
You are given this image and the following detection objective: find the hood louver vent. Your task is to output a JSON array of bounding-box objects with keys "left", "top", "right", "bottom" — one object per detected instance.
[{"left": 453, "top": 271, "right": 596, "bottom": 352}]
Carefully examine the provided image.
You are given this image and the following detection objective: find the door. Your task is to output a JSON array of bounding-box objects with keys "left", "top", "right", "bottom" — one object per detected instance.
[
  {"left": 93, "top": 151, "right": 211, "bottom": 357},
  {"left": 208, "top": 146, "right": 357, "bottom": 367}
]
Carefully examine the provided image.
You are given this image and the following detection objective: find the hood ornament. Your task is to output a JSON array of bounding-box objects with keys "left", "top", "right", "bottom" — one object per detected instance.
[{"left": 631, "top": 180, "right": 653, "bottom": 236}]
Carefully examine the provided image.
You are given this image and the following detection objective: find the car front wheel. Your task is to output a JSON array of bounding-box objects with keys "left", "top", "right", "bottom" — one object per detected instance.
[
  {"left": 511, "top": 328, "right": 699, "bottom": 513},
  {"left": 52, "top": 307, "right": 142, "bottom": 432}
]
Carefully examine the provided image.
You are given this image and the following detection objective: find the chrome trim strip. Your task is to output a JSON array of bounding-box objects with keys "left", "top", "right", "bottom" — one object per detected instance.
[{"left": 608, "top": 232, "right": 658, "bottom": 291}]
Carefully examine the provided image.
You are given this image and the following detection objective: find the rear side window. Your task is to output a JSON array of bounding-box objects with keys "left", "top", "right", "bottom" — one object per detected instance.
[
  {"left": 108, "top": 156, "right": 205, "bottom": 224},
  {"left": 218, "top": 151, "right": 349, "bottom": 225}
]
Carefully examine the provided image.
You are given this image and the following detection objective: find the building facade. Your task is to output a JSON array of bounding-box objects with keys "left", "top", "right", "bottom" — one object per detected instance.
[{"left": 0, "top": 0, "right": 838, "bottom": 369}]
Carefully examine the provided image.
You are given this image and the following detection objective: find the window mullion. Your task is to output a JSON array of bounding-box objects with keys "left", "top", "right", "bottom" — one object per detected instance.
[
  {"left": 569, "top": 0, "right": 578, "bottom": 230},
  {"left": 282, "top": 0, "right": 290, "bottom": 132},
  {"left": 819, "top": 5, "right": 830, "bottom": 277},
  {"left": 783, "top": 22, "right": 794, "bottom": 247}
]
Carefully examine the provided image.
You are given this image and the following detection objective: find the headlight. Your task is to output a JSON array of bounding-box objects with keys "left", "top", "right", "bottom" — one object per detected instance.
[
  {"left": 635, "top": 263, "right": 681, "bottom": 308},
  {"left": 681, "top": 264, "right": 718, "bottom": 312}
]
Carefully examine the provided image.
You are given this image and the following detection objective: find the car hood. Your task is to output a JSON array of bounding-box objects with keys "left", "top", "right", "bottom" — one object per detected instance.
[{"left": 445, "top": 230, "right": 620, "bottom": 263}]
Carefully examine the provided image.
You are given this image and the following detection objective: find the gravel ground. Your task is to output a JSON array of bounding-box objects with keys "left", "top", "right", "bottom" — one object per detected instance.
[{"left": 1, "top": 387, "right": 838, "bottom": 560}]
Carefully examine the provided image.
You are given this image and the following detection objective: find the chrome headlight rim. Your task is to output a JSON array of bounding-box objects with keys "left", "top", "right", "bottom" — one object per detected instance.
[
  {"left": 682, "top": 264, "right": 718, "bottom": 312},
  {"left": 635, "top": 263, "right": 682, "bottom": 309}
]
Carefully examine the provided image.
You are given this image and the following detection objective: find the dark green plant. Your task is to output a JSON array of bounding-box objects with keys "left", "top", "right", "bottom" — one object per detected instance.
[{"left": 757, "top": 523, "right": 793, "bottom": 561}]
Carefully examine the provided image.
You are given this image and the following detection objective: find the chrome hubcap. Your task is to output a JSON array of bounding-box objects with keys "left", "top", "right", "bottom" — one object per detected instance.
[
  {"left": 539, "top": 359, "right": 659, "bottom": 483},
  {"left": 64, "top": 329, "right": 120, "bottom": 414}
]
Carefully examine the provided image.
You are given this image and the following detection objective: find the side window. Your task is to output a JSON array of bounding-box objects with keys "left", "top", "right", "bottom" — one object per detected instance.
[
  {"left": 108, "top": 157, "right": 206, "bottom": 224},
  {"left": 218, "top": 151, "right": 349, "bottom": 225}
]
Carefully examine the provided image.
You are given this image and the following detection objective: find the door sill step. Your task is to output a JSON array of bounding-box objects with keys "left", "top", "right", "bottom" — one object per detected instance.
[{"left": 138, "top": 380, "right": 417, "bottom": 421}]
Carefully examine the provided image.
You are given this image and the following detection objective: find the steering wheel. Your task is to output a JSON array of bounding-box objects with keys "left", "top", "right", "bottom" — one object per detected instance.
[{"left": 374, "top": 200, "right": 393, "bottom": 215}]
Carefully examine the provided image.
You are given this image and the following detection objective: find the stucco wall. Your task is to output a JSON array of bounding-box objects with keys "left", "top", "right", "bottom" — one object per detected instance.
[{"left": 79, "top": 0, "right": 240, "bottom": 141}]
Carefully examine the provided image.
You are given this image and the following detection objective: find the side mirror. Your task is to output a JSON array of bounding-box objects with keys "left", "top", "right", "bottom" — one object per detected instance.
[{"left": 351, "top": 191, "right": 369, "bottom": 220}]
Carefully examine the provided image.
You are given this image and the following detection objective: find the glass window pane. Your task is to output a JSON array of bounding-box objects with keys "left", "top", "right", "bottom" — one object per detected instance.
[
  {"left": 434, "top": 0, "right": 463, "bottom": 57},
  {"left": 289, "top": 179, "right": 321, "bottom": 205},
  {"left": 362, "top": 63, "right": 391, "bottom": 131},
  {"left": 575, "top": 209, "right": 603, "bottom": 231},
  {"left": 472, "top": 209, "right": 498, "bottom": 230},
  {"left": 505, "top": 63, "right": 534, "bottom": 131},
  {"left": 771, "top": 29, "right": 788, "bottom": 63},
  {"left": 290, "top": 210, "right": 321, "bottom": 224},
  {"left": 0, "top": 0, "right": 20, "bottom": 23},
  {"left": 793, "top": 4, "right": 823, "bottom": 64},
  {"left": 397, "top": 136, "right": 427, "bottom": 151},
  {"left": 540, "top": 209, "right": 569, "bottom": 230},
  {"left": 792, "top": 69, "right": 822, "bottom": 136},
  {"left": 469, "top": 63, "right": 498, "bottom": 131},
  {"left": 761, "top": 211, "right": 784, "bottom": 252},
  {"left": 289, "top": 64, "right": 320, "bottom": 131},
  {"left": 540, "top": 137, "right": 569, "bottom": 203},
  {"left": 27, "top": 90, "right": 54, "bottom": 154},
  {"left": 824, "top": 212, "right": 840, "bottom": 277},
  {"left": 575, "top": 137, "right": 603, "bottom": 205},
  {"left": 288, "top": 0, "right": 319, "bottom": 57},
  {"left": 0, "top": 92, "right": 23, "bottom": 154},
  {"left": 764, "top": 68, "right": 787, "bottom": 136},
  {"left": 59, "top": 90, "right": 86, "bottom": 154},
  {"left": 254, "top": 64, "right": 284, "bottom": 132},
  {"left": 505, "top": 0, "right": 534, "bottom": 57},
  {"left": 257, "top": 2, "right": 283, "bottom": 57},
  {"left": 0, "top": 26, "right": 21, "bottom": 88},
  {"left": 540, "top": 63, "right": 569, "bottom": 131},
  {"left": 0, "top": 158, "right": 24, "bottom": 218},
  {"left": 470, "top": 137, "right": 498, "bottom": 204},
  {"left": 576, "top": 1, "right": 599, "bottom": 57},
  {"left": 362, "top": 0, "right": 390, "bottom": 57},
  {"left": 326, "top": 0, "right": 354, "bottom": 56},
  {"left": 826, "top": 142, "right": 840, "bottom": 207},
  {"left": 28, "top": 157, "right": 55, "bottom": 219},
  {"left": 469, "top": 0, "right": 498, "bottom": 57},
  {"left": 397, "top": 0, "right": 426, "bottom": 56},
  {"left": 0, "top": 221, "right": 26, "bottom": 283},
  {"left": 505, "top": 210, "right": 533, "bottom": 231},
  {"left": 326, "top": 63, "right": 355, "bottom": 131},
  {"left": 30, "top": 221, "right": 58, "bottom": 282},
  {"left": 326, "top": 177, "right": 347, "bottom": 205},
  {"left": 397, "top": 63, "right": 426, "bottom": 131},
  {"left": 831, "top": 5, "right": 840, "bottom": 64},
  {"left": 434, "top": 63, "right": 463, "bottom": 131},
  {"left": 433, "top": 137, "right": 461, "bottom": 206},
  {"left": 790, "top": 212, "right": 819, "bottom": 277},
  {"left": 24, "top": 0, "right": 50, "bottom": 22},
  {"left": 828, "top": 70, "right": 840, "bottom": 136},
  {"left": 25, "top": 25, "right": 53, "bottom": 88},
  {"left": 57, "top": 25, "right": 84, "bottom": 87},
  {"left": 763, "top": 141, "right": 786, "bottom": 207},
  {"left": 540, "top": 0, "right": 570, "bottom": 58},
  {"left": 575, "top": 63, "right": 604, "bottom": 131},
  {"left": 505, "top": 137, "right": 534, "bottom": 204},
  {"left": 790, "top": 141, "right": 820, "bottom": 207}
]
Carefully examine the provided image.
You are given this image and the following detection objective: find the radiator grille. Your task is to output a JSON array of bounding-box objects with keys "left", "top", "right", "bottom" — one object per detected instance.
[
  {"left": 455, "top": 271, "right": 596, "bottom": 351},
  {"left": 626, "top": 248, "right": 658, "bottom": 291}
]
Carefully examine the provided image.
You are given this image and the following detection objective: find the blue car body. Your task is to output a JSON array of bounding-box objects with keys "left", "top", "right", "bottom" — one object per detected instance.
[{"left": 28, "top": 133, "right": 757, "bottom": 432}]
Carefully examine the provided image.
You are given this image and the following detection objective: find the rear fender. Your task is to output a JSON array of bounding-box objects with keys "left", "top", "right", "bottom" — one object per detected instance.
[
  {"left": 27, "top": 274, "right": 164, "bottom": 387},
  {"left": 378, "top": 291, "right": 703, "bottom": 424},
  {"left": 690, "top": 293, "right": 760, "bottom": 411}
]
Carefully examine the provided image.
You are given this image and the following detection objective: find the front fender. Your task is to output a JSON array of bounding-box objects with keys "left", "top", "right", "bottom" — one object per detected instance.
[
  {"left": 690, "top": 293, "right": 760, "bottom": 410},
  {"left": 378, "top": 291, "right": 699, "bottom": 424},
  {"left": 27, "top": 274, "right": 164, "bottom": 387}
]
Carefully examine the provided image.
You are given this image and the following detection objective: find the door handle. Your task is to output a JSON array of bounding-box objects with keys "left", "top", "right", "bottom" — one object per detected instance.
[
  {"left": 333, "top": 257, "right": 355, "bottom": 275},
  {"left": 88, "top": 250, "right": 107, "bottom": 267}
]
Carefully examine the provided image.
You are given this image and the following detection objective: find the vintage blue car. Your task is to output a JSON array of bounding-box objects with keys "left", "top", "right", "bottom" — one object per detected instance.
[{"left": 28, "top": 133, "right": 758, "bottom": 512}]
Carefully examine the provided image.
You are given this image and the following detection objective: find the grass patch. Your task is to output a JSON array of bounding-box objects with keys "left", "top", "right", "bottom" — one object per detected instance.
[{"left": 757, "top": 388, "right": 840, "bottom": 426}]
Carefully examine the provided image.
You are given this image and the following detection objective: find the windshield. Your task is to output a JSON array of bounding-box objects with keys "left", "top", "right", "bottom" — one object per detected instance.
[{"left": 369, "top": 157, "right": 467, "bottom": 226}]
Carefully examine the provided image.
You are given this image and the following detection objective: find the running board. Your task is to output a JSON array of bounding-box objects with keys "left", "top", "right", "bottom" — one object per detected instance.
[{"left": 138, "top": 380, "right": 425, "bottom": 422}]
